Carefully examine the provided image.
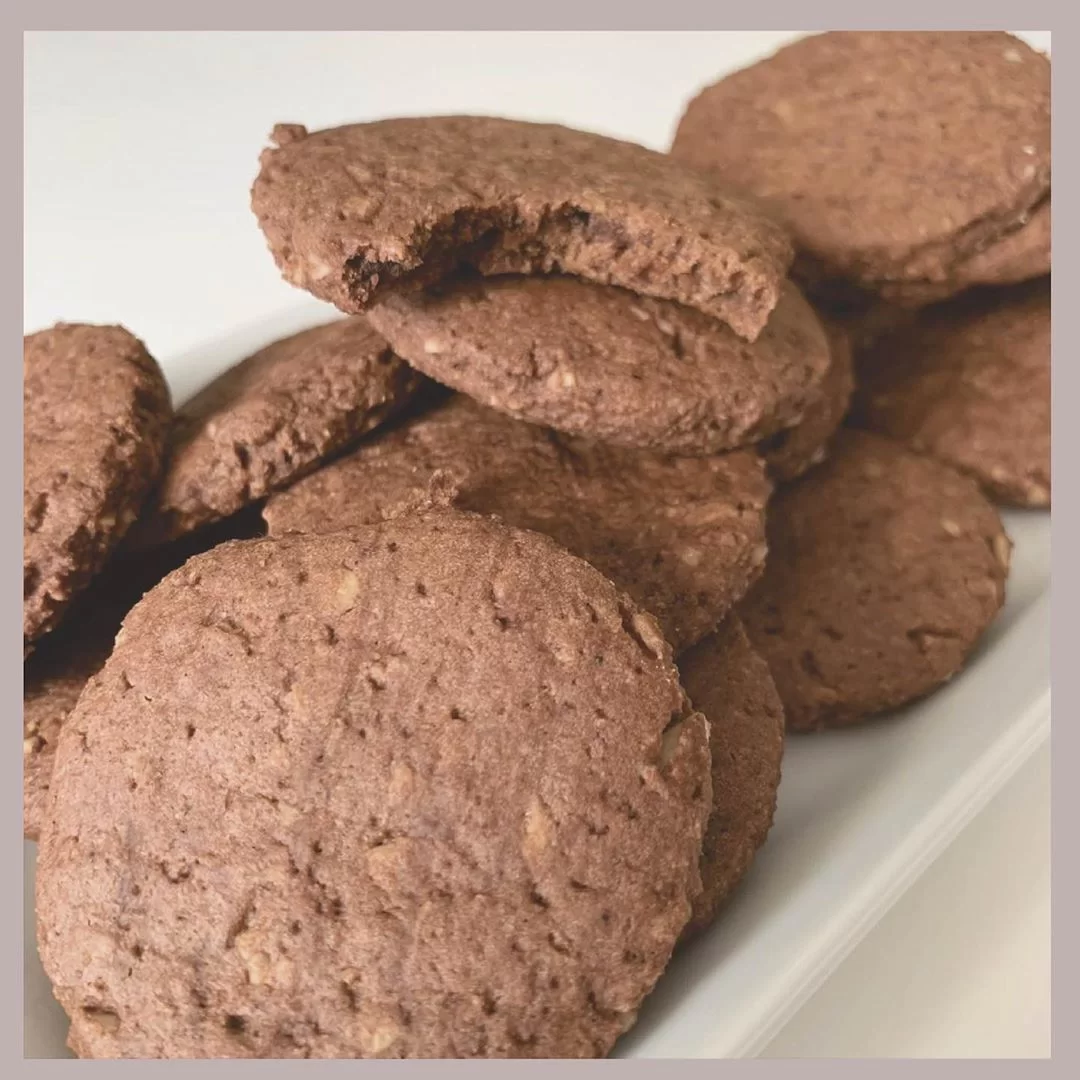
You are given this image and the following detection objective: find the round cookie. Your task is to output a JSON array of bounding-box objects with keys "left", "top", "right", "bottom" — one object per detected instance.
[
  {"left": 877, "top": 197, "right": 1052, "bottom": 306},
  {"left": 24, "top": 324, "right": 172, "bottom": 645},
  {"left": 251, "top": 116, "right": 794, "bottom": 342},
  {"left": 263, "top": 396, "right": 772, "bottom": 652},
  {"left": 36, "top": 510, "right": 712, "bottom": 1059},
  {"left": 678, "top": 616, "right": 784, "bottom": 937},
  {"left": 129, "top": 317, "right": 424, "bottom": 547},
  {"left": 739, "top": 430, "right": 1010, "bottom": 731},
  {"left": 759, "top": 320, "right": 854, "bottom": 482},
  {"left": 671, "top": 32, "right": 1050, "bottom": 292},
  {"left": 366, "top": 275, "right": 831, "bottom": 455},
  {"left": 851, "top": 278, "right": 1050, "bottom": 507}
]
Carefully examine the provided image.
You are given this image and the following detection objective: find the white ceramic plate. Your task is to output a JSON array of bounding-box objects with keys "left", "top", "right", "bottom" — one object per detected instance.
[{"left": 23, "top": 310, "right": 1051, "bottom": 1058}]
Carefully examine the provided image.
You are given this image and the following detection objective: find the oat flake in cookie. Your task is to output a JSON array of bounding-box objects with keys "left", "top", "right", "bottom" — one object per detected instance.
[
  {"left": 739, "top": 430, "right": 1010, "bottom": 731},
  {"left": 671, "top": 32, "right": 1050, "bottom": 296},
  {"left": 251, "top": 115, "right": 793, "bottom": 341},
  {"left": 36, "top": 510, "right": 711, "bottom": 1059},
  {"left": 263, "top": 396, "right": 772, "bottom": 652},
  {"left": 129, "top": 317, "right": 424, "bottom": 548},
  {"left": 23, "top": 324, "right": 171, "bottom": 645},
  {"left": 852, "top": 278, "right": 1050, "bottom": 508},
  {"left": 679, "top": 616, "right": 784, "bottom": 936},
  {"left": 367, "top": 275, "right": 831, "bottom": 455}
]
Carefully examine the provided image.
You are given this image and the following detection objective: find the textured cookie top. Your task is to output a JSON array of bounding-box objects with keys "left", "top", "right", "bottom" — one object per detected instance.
[
  {"left": 36, "top": 510, "right": 711, "bottom": 1059},
  {"left": 852, "top": 277, "right": 1050, "bottom": 507},
  {"left": 251, "top": 115, "right": 793, "bottom": 341},
  {"left": 23, "top": 324, "right": 172, "bottom": 643},
  {"left": 739, "top": 430, "right": 1010, "bottom": 730},
  {"left": 759, "top": 319, "right": 854, "bottom": 482},
  {"left": 264, "top": 396, "right": 772, "bottom": 651},
  {"left": 678, "top": 617, "right": 784, "bottom": 936},
  {"left": 367, "top": 275, "right": 831, "bottom": 454},
  {"left": 671, "top": 32, "right": 1050, "bottom": 286},
  {"left": 130, "top": 317, "right": 424, "bottom": 547}
]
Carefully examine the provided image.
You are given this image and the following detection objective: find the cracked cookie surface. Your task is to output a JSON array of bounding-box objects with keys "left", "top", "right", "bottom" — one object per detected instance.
[
  {"left": 35, "top": 509, "right": 711, "bottom": 1058},
  {"left": 739, "top": 430, "right": 1009, "bottom": 730}
]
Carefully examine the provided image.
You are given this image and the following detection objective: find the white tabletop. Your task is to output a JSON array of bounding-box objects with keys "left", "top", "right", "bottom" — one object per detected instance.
[
  {"left": 24, "top": 30, "right": 1051, "bottom": 1060},
  {"left": 761, "top": 740, "right": 1050, "bottom": 1059}
]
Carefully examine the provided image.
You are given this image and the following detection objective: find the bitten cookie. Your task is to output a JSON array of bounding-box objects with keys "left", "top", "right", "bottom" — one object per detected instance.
[
  {"left": 851, "top": 278, "right": 1050, "bottom": 507},
  {"left": 739, "top": 430, "right": 1010, "bottom": 731},
  {"left": 671, "top": 32, "right": 1050, "bottom": 298},
  {"left": 129, "top": 317, "right": 424, "bottom": 547},
  {"left": 759, "top": 320, "right": 854, "bottom": 482},
  {"left": 36, "top": 510, "right": 712, "bottom": 1059},
  {"left": 263, "top": 396, "right": 771, "bottom": 651},
  {"left": 24, "top": 324, "right": 171, "bottom": 645},
  {"left": 366, "top": 275, "right": 831, "bottom": 455},
  {"left": 251, "top": 115, "right": 794, "bottom": 341},
  {"left": 679, "top": 617, "right": 784, "bottom": 936}
]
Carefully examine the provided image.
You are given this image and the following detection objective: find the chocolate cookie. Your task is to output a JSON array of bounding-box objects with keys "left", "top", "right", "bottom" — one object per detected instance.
[
  {"left": 851, "top": 278, "right": 1050, "bottom": 507},
  {"left": 739, "top": 430, "right": 1010, "bottom": 731},
  {"left": 36, "top": 510, "right": 712, "bottom": 1058},
  {"left": 24, "top": 511, "right": 267, "bottom": 842},
  {"left": 679, "top": 617, "right": 784, "bottom": 936},
  {"left": 24, "top": 324, "right": 171, "bottom": 645},
  {"left": 129, "top": 317, "right": 424, "bottom": 547},
  {"left": 671, "top": 32, "right": 1050, "bottom": 294},
  {"left": 263, "top": 396, "right": 771, "bottom": 651},
  {"left": 251, "top": 116, "right": 794, "bottom": 341},
  {"left": 759, "top": 320, "right": 854, "bottom": 482},
  {"left": 366, "top": 275, "right": 831, "bottom": 455},
  {"left": 878, "top": 197, "right": 1052, "bottom": 306}
]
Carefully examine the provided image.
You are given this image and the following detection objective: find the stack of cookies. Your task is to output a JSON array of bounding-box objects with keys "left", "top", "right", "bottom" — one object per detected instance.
[{"left": 24, "top": 30, "right": 1048, "bottom": 1060}]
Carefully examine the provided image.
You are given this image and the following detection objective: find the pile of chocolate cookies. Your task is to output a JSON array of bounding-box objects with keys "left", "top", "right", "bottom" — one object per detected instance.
[{"left": 25, "top": 31, "right": 1049, "bottom": 1059}]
